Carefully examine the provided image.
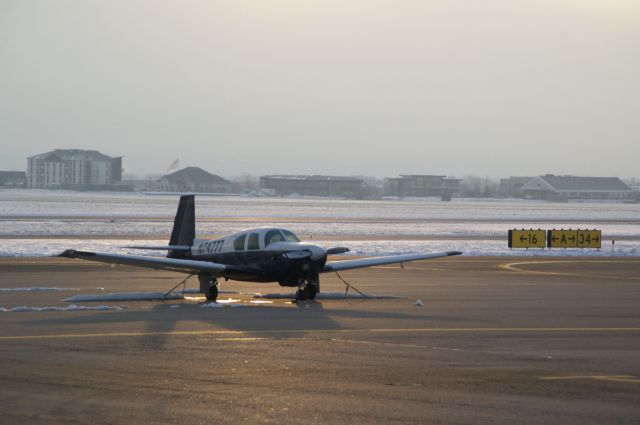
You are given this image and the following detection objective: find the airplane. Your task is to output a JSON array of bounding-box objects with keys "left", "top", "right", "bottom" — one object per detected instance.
[{"left": 60, "top": 195, "right": 461, "bottom": 302}]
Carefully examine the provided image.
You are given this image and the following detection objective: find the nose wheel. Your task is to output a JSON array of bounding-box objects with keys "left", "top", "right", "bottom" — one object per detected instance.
[{"left": 294, "top": 277, "right": 319, "bottom": 302}]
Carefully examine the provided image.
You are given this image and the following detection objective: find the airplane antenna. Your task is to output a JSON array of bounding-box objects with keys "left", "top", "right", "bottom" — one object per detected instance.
[
  {"left": 334, "top": 271, "right": 370, "bottom": 299},
  {"left": 163, "top": 273, "right": 195, "bottom": 299}
]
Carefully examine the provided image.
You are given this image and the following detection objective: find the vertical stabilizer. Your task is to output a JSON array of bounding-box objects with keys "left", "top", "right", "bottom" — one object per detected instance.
[{"left": 168, "top": 195, "right": 195, "bottom": 257}]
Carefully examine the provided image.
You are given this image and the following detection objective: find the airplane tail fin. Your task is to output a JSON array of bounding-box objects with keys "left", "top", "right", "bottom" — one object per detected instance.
[{"left": 168, "top": 195, "right": 195, "bottom": 258}]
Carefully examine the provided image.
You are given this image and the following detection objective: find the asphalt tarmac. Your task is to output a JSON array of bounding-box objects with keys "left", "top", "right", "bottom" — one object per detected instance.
[{"left": 1, "top": 256, "right": 639, "bottom": 424}]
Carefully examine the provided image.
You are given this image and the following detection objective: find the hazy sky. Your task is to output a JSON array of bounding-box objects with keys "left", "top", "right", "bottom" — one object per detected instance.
[{"left": 1, "top": 1, "right": 638, "bottom": 178}]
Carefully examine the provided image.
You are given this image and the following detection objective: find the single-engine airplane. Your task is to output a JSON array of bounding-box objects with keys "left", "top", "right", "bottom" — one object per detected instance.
[{"left": 60, "top": 195, "right": 461, "bottom": 302}]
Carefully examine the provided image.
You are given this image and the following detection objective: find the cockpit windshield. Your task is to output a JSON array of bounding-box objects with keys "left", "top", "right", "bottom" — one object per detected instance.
[
  {"left": 281, "top": 229, "right": 300, "bottom": 242},
  {"left": 264, "top": 229, "right": 285, "bottom": 246},
  {"left": 264, "top": 229, "right": 300, "bottom": 246}
]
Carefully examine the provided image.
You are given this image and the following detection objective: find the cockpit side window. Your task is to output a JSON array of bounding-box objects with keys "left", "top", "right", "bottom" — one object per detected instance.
[
  {"left": 264, "top": 229, "right": 285, "bottom": 246},
  {"left": 247, "top": 233, "right": 260, "bottom": 250},
  {"left": 234, "top": 234, "right": 246, "bottom": 251},
  {"left": 281, "top": 229, "right": 300, "bottom": 242}
]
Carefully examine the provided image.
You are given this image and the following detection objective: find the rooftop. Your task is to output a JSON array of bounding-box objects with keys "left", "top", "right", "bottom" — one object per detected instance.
[
  {"left": 262, "top": 175, "right": 363, "bottom": 182},
  {"left": 28, "top": 149, "right": 118, "bottom": 161},
  {"left": 538, "top": 175, "right": 633, "bottom": 192},
  {"left": 159, "top": 167, "right": 231, "bottom": 184},
  {"left": 0, "top": 171, "right": 26, "bottom": 179}
]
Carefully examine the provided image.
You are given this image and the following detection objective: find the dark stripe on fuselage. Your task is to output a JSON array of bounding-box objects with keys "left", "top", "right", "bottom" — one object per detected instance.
[{"left": 187, "top": 250, "right": 326, "bottom": 285}]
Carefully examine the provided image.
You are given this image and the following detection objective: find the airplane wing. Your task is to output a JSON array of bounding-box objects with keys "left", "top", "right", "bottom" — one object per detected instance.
[
  {"left": 321, "top": 251, "right": 462, "bottom": 273},
  {"left": 58, "top": 249, "right": 231, "bottom": 275}
]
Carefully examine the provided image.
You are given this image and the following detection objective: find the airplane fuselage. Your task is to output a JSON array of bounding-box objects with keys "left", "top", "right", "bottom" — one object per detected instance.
[{"left": 180, "top": 228, "right": 327, "bottom": 286}]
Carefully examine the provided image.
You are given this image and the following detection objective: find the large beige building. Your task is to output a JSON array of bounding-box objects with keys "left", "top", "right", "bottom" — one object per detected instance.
[{"left": 27, "top": 149, "right": 123, "bottom": 189}]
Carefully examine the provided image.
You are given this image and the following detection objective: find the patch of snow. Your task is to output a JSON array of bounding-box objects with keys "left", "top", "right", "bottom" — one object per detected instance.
[
  {"left": 64, "top": 291, "right": 182, "bottom": 302},
  {"left": 183, "top": 296, "right": 205, "bottom": 301},
  {"left": 200, "top": 299, "right": 244, "bottom": 308},
  {"left": 0, "top": 304, "right": 125, "bottom": 312},
  {"left": 215, "top": 298, "right": 240, "bottom": 304},
  {"left": 255, "top": 291, "right": 403, "bottom": 300},
  {"left": 201, "top": 302, "right": 224, "bottom": 308},
  {"left": 0, "top": 287, "right": 78, "bottom": 292}
]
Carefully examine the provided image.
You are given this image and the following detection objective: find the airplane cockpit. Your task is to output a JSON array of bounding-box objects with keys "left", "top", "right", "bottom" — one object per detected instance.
[{"left": 231, "top": 228, "right": 301, "bottom": 251}]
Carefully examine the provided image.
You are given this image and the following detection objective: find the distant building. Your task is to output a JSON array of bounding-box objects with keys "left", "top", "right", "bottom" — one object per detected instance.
[
  {"left": 499, "top": 176, "right": 534, "bottom": 198},
  {"left": 520, "top": 174, "right": 636, "bottom": 201},
  {"left": 155, "top": 167, "right": 232, "bottom": 193},
  {"left": 384, "top": 175, "right": 461, "bottom": 200},
  {"left": 0, "top": 171, "right": 26, "bottom": 188},
  {"left": 27, "top": 149, "right": 126, "bottom": 190},
  {"left": 260, "top": 175, "right": 364, "bottom": 198},
  {"left": 120, "top": 178, "right": 157, "bottom": 192}
]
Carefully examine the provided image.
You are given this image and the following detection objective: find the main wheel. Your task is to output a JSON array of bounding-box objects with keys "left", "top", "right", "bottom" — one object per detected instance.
[
  {"left": 308, "top": 284, "right": 318, "bottom": 300},
  {"left": 205, "top": 283, "right": 219, "bottom": 302}
]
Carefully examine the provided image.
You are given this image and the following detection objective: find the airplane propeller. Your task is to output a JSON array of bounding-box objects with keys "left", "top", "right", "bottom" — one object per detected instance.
[{"left": 326, "top": 247, "right": 350, "bottom": 255}]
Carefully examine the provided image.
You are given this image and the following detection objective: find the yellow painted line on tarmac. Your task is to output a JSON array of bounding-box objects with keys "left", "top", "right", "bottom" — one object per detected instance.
[
  {"left": 499, "top": 260, "right": 640, "bottom": 281},
  {"left": 540, "top": 375, "right": 640, "bottom": 384},
  {"left": 1, "top": 327, "right": 640, "bottom": 341}
]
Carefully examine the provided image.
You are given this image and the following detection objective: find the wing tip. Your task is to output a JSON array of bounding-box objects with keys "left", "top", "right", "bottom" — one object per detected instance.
[
  {"left": 447, "top": 251, "right": 463, "bottom": 256},
  {"left": 58, "top": 249, "right": 76, "bottom": 258},
  {"left": 58, "top": 249, "right": 95, "bottom": 258}
]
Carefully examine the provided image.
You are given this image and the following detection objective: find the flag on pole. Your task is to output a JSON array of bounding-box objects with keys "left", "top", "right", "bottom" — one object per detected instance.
[{"left": 167, "top": 158, "right": 179, "bottom": 172}]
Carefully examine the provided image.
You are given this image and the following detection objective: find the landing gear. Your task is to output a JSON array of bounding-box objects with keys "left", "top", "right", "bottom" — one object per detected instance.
[
  {"left": 293, "top": 277, "right": 319, "bottom": 302},
  {"left": 205, "top": 283, "right": 219, "bottom": 302},
  {"left": 199, "top": 274, "right": 219, "bottom": 302}
]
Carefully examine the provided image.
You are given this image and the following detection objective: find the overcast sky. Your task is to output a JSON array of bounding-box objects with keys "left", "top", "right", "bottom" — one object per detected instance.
[{"left": 1, "top": 1, "right": 638, "bottom": 178}]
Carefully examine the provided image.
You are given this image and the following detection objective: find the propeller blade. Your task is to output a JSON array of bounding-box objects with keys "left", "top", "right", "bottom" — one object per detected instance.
[{"left": 326, "top": 247, "right": 350, "bottom": 255}]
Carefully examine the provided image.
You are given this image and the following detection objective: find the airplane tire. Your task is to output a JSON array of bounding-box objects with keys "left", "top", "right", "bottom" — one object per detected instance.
[
  {"left": 308, "top": 285, "right": 317, "bottom": 300},
  {"left": 294, "top": 284, "right": 317, "bottom": 301},
  {"left": 206, "top": 284, "right": 218, "bottom": 302}
]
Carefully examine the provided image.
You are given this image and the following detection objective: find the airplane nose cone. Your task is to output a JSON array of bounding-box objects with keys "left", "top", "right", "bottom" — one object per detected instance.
[{"left": 309, "top": 245, "right": 327, "bottom": 262}]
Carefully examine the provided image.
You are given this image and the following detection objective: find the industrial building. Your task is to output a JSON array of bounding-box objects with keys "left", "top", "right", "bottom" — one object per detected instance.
[
  {"left": 520, "top": 175, "right": 637, "bottom": 201},
  {"left": 155, "top": 167, "right": 232, "bottom": 193},
  {"left": 27, "top": 149, "right": 126, "bottom": 190},
  {"left": 0, "top": 171, "right": 26, "bottom": 188},
  {"left": 260, "top": 175, "right": 365, "bottom": 198},
  {"left": 499, "top": 176, "right": 534, "bottom": 198},
  {"left": 384, "top": 175, "right": 461, "bottom": 200}
]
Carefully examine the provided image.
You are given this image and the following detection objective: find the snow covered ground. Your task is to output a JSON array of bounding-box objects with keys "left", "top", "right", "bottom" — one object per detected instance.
[
  {"left": 0, "top": 190, "right": 638, "bottom": 257},
  {"left": 0, "top": 237, "right": 636, "bottom": 257},
  {"left": 2, "top": 219, "right": 639, "bottom": 239},
  {"left": 2, "top": 189, "right": 639, "bottom": 221}
]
